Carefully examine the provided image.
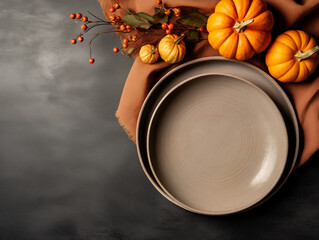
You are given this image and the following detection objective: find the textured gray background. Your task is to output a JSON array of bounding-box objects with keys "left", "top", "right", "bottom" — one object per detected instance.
[{"left": 0, "top": 0, "right": 319, "bottom": 239}]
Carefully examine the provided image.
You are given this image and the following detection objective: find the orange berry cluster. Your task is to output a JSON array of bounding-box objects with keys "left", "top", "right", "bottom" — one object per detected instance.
[
  {"left": 70, "top": 12, "right": 95, "bottom": 64},
  {"left": 108, "top": 4, "right": 132, "bottom": 34},
  {"left": 118, "top": 24, "right": 132, "bottom": 32},
  {"left": 69, "top": 1, "right": 132, "bottom": 63},
  {"left": 159, "top": 6, "right": 206, "bottom": 34},
  {"left": 110, "top": 2, "right": 120, "bottom": 13},
  {"left": 153, "top": 1, "right": 205, "bottom": 35},
  {"left": 109, "top": 15, "right": 121, "bottom": 22},
  {"left": 163, "top": 7, "right": 181, "bottom": 17},
  {"left": 156, "top": 2, "right": 183, "bottom": 35},
  {"left": 153, "top": 0, "right": 180, "bottom": 17},
  {"left": 107, "top": 2, "right": 139, "bottom": 54},
  {"left": 113, "top": 35, "right": 137, "bottom": 53},
  {"left": 70, "top": 13, "right": 89, "bottom": 45},
  {"left": 161, "top": 23, "right": 174, "bottom": 34},
  {"left": 171, "top": 8, "right": 182, "bottom": 17}
]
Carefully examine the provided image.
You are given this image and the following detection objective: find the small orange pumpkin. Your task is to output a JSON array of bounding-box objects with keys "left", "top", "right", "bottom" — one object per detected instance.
[
  {"left": 266, "top": 30, "right": 319, "bottom": 83},
  {"left": 207, "top": 0, "right": 274, "bottom": 60},
  {"left": 158, "top": 34, "right": 186, "bottom": 64}
]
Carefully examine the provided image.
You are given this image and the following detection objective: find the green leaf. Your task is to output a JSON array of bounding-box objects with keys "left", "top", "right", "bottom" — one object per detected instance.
[
  {"left": 125, "top": 8, "right": 133, "bottom": 16},
  {"left": 177, "top": 15, "right": 207, "bottom": 27},
  {"left": 154, "top": 14, "right": 168, "bottom": 24},
  {"left": 191, "top": 9, "right": 208, "bottom": 22},
  {"left": 153, "top": 7, "right": 168, "bottom": 24},
  {"left": 123, "top": 14, "right": 152, "bottom": 29},
  {"left": 177, "top": 10, "right": 208, "bottom": 27},
  {"left": 185, "top": 30, "right": 200, "bottom": 41},
  {"left": 126, "top": 47, "right": 137, "bottom": 56},
  {"left": 154, "top": 7, "right": 163, "bottom": 15},
  {"left": 136, "top": 12, "right": 155, "bottom": 24}
]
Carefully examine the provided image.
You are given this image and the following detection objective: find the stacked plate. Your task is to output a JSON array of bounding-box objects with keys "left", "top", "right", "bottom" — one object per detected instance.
[{"left": 136, "top": 57, "right": 299, "bottom": 215}]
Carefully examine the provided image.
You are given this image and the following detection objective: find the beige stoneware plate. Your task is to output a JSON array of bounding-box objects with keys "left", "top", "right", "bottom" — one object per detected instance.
[
  {"left": 136, "top": 57, "right": 299, "bottom": 213},
  {"left": 146, "top": 74, "right": 289, "bottom": 215}
]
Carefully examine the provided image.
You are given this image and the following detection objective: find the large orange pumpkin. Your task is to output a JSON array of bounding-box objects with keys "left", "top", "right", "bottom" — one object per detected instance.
[
  {"left": 207, "top": 0, "right": 274, "bottom": 60},
  {"left": 266, "top": 30, "right": 319, "bottom": 83}
]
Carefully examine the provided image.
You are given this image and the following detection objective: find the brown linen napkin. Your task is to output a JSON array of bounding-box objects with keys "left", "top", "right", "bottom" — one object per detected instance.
[{"left": 98, "top": 0, "right": 319, "bottom": 167}]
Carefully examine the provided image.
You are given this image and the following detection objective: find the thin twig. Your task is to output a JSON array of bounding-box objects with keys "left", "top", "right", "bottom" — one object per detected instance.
[
  {"left": 87, "top": 20, "right": 108, "bottom": 24},
  {"left": 78, "top": 23, "right": 112, "bottom": 37},
  {"left": 87, "top": 11, "right": 106, "bottom": 22},
  {"left": 89, "top": 30, "right": 124, "bottom": 58}
]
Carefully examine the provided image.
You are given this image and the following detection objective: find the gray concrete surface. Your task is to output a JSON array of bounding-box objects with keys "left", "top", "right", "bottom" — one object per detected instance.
[{"left": 0, "top": 0, "right": 318, "bottom": 239}]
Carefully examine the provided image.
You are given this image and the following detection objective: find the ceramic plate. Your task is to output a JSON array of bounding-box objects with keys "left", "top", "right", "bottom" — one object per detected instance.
[
  {"left": 146, "top": 74, "right": 288, "bottom": 215},
  {"left": 137, "top": 57, "right": 299, "bottom": 212}
]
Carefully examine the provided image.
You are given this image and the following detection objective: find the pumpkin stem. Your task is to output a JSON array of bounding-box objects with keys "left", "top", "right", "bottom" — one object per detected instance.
[
  {"left": 295, "top": 46, "right": 319, "bottom": 62},
  {"left": 233, "top": 19, "right": 254, "bottom": 33},
  {"left": 151, "top": 48, "right": 157, "bottom": 55},
  {"left": 174, "top": 34, "right": 185, "bottom": 45}
]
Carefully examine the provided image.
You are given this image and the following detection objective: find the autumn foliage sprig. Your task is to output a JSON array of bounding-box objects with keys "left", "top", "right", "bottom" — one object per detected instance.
[{"left": 69, "top": 0, "right": 208, "bottom": 64}]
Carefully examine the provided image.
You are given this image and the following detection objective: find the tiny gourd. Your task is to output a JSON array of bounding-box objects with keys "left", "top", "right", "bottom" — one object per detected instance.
[
  {"left": 266, "top": 30, "right": 319, "bottom": 83},
  {"left": 158, "top": 34, "right": 186, "bottom": 64},
  {"left": 139, "top": 44, "right": 159, "bottom": 64},
  {"left": 207, "top": 0, "right": 274, "bottom": 60}
]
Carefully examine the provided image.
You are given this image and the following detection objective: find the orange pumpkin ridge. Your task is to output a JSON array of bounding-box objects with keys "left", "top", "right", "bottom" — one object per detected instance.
[
  {"left": 139, "top": 44, "right": 159, "bottom": 64},
  {"left": 158, "top": 34, "right": 186, "bottom": 64}
]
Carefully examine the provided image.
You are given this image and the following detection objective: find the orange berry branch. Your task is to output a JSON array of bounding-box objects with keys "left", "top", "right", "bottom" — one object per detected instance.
[{"left": 69, "top": 0, "right": 208, "bottom": 64}]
